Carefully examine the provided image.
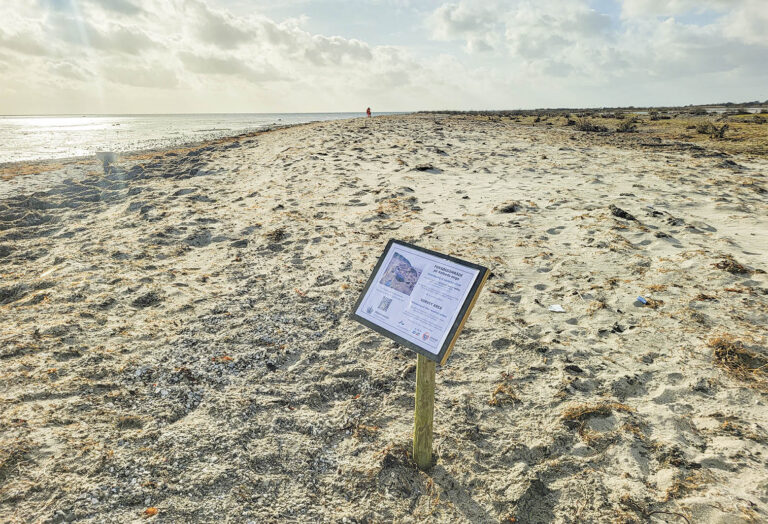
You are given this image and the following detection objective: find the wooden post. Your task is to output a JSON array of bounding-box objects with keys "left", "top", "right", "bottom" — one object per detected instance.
[{"left": 413, "top": 353, "right": 436, "bottom": 470}]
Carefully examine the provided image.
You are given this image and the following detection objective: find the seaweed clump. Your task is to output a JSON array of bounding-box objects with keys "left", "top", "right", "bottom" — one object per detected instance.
[
  {"left": 561, "top": 402, "right": 633, "bottom": 422},
  {"left": 713, "top": 255, "right": 763, "bottom": 275},
  {"left": 709, "top": 335, "right": 768, "bottom": 389},
  {"left": 265, "top": 228, "right": 287, "bottom": 242}
]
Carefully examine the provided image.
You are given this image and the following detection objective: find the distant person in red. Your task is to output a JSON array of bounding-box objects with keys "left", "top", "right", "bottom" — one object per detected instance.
[{"left": 366, "top": 107, "right": 371, "bottom": 118}]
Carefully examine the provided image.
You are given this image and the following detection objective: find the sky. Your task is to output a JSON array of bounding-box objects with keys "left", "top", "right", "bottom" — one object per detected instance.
[{"left": 0, "top": 0, "right": 766, "bottom": 114}]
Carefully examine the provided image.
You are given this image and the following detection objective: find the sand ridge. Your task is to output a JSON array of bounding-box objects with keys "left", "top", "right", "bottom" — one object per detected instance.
[{"left": 1, "top": 114, "right": 767, "bottom": 522}]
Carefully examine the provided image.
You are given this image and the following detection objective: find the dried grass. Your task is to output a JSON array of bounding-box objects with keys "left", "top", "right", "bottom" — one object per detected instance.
[
  {"left": 374, "top": 198, "right": 406, "bottom": 216},
  {"left": 264, "top": 228, "right": 287, "bottom": 242},
  {"left": 579, "top": 427, "right": 617, "bottom": 447},
  {"left": 664, "top": 470, "right": 714, "bottom": 502},
  {"left": 587, "top": 300, "right": 607, "bottom": 315},
  {"left": 709, "top": 335, "right": 768, "bottom": 389},
  {"left": 561, "top": 402, "right": 634, "bottom": 450},
  {"left": 0, "top": 438, "right": 31, "bottom": 483},
  {"left": 713, "top": 256, "right": 751, "bottom": 274},
  {"left": 644, "top": 297, "right": 664, "bottom": 309},
  {"left": 620, "top": 494, "right": 691, "bottom": 523},
  {"left": 116, "top": 415, "right": 144, "bottom": 430},
  {"left": 488, "top": 383, "right": 519, "bottom": 406},
  {"left": 561, "top": 402, "right": 633, "bottom": 421}
]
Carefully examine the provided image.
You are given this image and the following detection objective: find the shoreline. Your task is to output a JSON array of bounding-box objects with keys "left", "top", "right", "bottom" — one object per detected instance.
[
  {"left": 0, "top": 118, "right": 346, "bottom": 172},
  {"left": 0, "top": 112, "right": 405, "bottom": 171},
  {"left": 0, "top": 118, "right": 364, "bottom": 198}
]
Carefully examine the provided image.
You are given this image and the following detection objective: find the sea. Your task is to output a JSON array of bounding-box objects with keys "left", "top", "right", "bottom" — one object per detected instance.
[{"left": 0, "top": 112, "right": 389, "bottom": 164}]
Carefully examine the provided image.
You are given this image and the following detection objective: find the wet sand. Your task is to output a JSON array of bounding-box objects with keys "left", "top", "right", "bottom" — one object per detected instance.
[{"left": 1, "top": 114, "right": 767, "bottom": 522}]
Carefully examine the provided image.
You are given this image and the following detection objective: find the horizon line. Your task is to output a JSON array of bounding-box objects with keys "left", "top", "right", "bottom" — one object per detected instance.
[
  {"left": 2, "top": 101, "right": 766, "bottom": 118},
  {"left": 0, "top": 111, "right": 409, "bottom": 118}
]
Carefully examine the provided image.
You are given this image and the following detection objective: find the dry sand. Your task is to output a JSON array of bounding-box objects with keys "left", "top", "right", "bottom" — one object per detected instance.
[{"left": 1, "top": 114, "right": 767, "bottom": 523}]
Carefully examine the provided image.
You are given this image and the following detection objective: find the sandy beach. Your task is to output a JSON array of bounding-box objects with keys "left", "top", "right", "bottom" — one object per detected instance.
[{"left": 1, "top": 114, "right": 767, "bottom": 522}]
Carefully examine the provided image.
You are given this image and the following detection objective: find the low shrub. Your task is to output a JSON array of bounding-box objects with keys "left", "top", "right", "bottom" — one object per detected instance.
[
  {"left": 575, "top": 118, "right": 608, "bottom": 132},
  {"left": 696, "top": 122, "right": 729, "bottom": 139},
  {"left": 616, "top": 117, "right": 638, "bottom": 133}
]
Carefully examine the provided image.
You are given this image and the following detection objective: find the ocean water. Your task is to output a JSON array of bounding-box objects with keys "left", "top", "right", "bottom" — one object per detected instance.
[{"left": 0, "top": 112, "right": 383, "bottom": 164}]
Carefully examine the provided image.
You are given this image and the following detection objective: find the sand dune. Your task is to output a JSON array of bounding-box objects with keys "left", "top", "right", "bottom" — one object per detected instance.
[{"left": 1, "top": 115, "right": 767, "bottom": 522}]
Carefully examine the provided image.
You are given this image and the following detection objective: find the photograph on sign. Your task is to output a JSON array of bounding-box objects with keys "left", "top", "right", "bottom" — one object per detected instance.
[{"left": 352, "top": 240, "right": 488, "bottom": 364}]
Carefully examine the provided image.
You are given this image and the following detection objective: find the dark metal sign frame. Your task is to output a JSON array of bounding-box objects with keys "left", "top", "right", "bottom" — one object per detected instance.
[{"left": 351, "top": 239, "right": 489, "bottom": 365}]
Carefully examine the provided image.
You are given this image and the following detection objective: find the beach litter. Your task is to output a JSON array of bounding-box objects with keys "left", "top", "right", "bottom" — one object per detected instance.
[
  {"left": 95, "top": 151, "right": 117, "bottom": 167},
  {"left": 548, "top": 304, "right": 566, "bottom": 313},
  {"left": 494, "top": 201, "right": 522, "bottom": 213},
  {"left": 609, "top": 204, "right": 637, "bottom": 221},
  {"left": 635, "top": 295, "right": 664, "bottom": 308}
]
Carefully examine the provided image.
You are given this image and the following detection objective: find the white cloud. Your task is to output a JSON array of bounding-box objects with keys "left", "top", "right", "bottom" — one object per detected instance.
[
  {"left": 504, "top": 0, "right": 613, "bottom": 75},
  {"left": 620, "top": 0, "right": 733, "bottom": 18},
  {"left": 178, "top": 51, "right": 285, "bottom": 83},
  {"left": 0, "top": 0, "right": 422, "bottom": 112},
  {"left": 426, "top": 0, "right": 768, "bottom": 85},
  {"left": 720, "top": 0, "right": 768, "bottom": 46},
  {"left": 104, "top": 64, "right": 179, "bottom": 88},
  {"left": 428, "top": 1, "right": 502, "bottom": 52},
  {"left": 91, "top": 0, "right": 144, "bottom": 15},
  {"left": 0, "top": 0, "right": 765, "bottom": 112},
  {"left": 189, "top": 0, "right": 255, "bottom": 49}
]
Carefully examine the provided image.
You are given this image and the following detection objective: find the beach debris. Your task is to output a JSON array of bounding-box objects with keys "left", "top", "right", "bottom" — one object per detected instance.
[
  {"left": 709, "top": 335, "right": 768, "bottom": 388},
  {"left": 143, "top": 507, "right": 158, "bottom": 517},
  {"left": 636, "top": 295, "right": 664, "bottom": 308},
  {"left": 491, "top": 338, "right": 512, "bottom": 349},
  {"left": 183, "top": 229, "right": 212, "bottom": 247},
  {"left": 561, "top": 401, "right": 633, "bottom": 424},
  {"left": 426, "top": 146, "right": 448, "bottom": 156},
  {"left": 0, "top": 284, "right": 29, "bottom": 305},
  {"left": 494, "top": 201, "right": 521, "bottom": 213},
  {"left": 713, "top": 255, "right": 763, "bottom": 275},
  {"left": 116, "top": 415, "right": 144, "bottom": 429},
  {"left": 131, "top": 291, "right": 162, "bottom": 308},
  {"left": 488, "top": 383, "right": 518, "bottom": 406},
  {"left": 548, "top": 304, "right": 566, "bottom": 313},
  {"left": 264, "top": 228, "right": 287, "bottom": 242},
  {"left": 96, "top": 151, "right": 117, "bottom": 166},
  {"left": 599, "top": 322, "right": 626, "bottom": 336},
  {"left": 414, "top": 163, "right": 435, "bottom": 171},
  {"left": 609, "top": 204, "right": 636, "bottom": 221}
]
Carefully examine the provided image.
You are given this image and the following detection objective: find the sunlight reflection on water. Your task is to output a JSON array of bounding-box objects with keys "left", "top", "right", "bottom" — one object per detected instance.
[{"left": 0, "top": 113, "right": 385, "bottom": 163}]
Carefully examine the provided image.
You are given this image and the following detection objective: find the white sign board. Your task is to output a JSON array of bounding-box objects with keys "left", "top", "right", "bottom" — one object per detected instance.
[{"left": 352, "top": 240, "right": 488, "bottom": 364}]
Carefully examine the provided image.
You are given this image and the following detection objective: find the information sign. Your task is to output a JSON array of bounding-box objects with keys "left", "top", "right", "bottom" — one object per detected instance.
[{"left": 352, "top": 240, "right": 488, "bottom": 365}]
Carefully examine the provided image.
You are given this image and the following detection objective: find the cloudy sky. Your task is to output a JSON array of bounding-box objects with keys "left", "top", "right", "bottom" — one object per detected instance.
[{"left": 0, "top": 0, "right": 766, "bottom": 114}]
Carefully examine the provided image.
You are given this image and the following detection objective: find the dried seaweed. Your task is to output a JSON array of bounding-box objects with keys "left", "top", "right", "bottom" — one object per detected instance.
[
  {"left": 561, "top": 402, "right": 633, "bottom": 421},
  {"left": 713, "top": 256, "right": 751, "bottom": 274},
  {"left": 709, "top": 335, "right": 768, "bottom": 389},
  {"left": 488, "top": 383, "right": 519, "bottom": 406}
]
